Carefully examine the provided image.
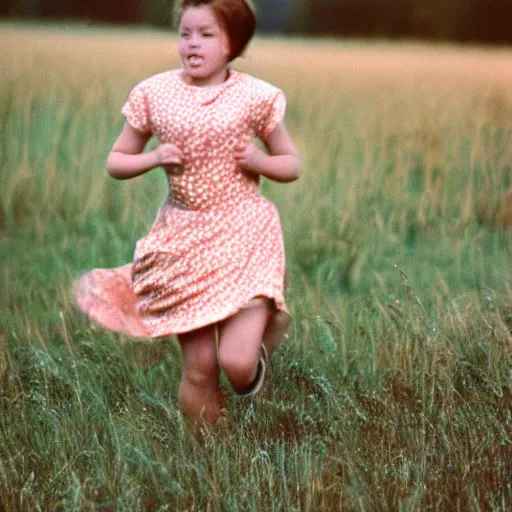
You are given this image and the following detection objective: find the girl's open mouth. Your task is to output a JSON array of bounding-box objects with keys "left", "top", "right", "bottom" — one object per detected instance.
[{"left": 188, "top": 55, "right": 204, "bottom": 67}]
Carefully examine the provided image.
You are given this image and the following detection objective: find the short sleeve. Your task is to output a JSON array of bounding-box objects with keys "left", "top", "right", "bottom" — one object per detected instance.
[
  {"left": 256, "top": 90, "right": 287, "bottom": 140},
  {"left": 121, "top": 81, "right": 151, "bottom": 133}
]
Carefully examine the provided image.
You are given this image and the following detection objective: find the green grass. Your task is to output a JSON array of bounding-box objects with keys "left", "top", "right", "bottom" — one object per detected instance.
[{"left": 1, "top": 23, "right": 512, "bottom": 510}]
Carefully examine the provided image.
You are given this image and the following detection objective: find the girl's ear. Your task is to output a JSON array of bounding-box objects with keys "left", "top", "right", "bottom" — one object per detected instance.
[{"left": 221, "top": 32, "right": 231, "bottom": 60}]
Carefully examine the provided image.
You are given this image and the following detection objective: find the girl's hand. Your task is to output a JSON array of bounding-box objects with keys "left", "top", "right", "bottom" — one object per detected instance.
[
  {"left": 233, "top": 123, "right": 302, "bottom": 183},
  {"left": 233, "top": 142, "right": 266, "bottom": 175},
  {"left": 153, "top": 143, "right": 183, "bottom": 167}
]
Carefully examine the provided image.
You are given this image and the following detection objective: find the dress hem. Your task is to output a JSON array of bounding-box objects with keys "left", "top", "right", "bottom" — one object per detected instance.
[
  {"left": 75, "top": 282, "right": 290, "bottom": 341},
  {"left": 145, "top": 292, "right": 290, "bottom": 339}
]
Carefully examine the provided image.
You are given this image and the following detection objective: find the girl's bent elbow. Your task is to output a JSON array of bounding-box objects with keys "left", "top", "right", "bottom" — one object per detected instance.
[
  {"left": 106, "top": 166, "right": 120, "bottom": 179},
  {"left": 107, "top": 169, "right": 121, "bottom": 179},
  {"left": 282, "top": 168, "right": 301, "bottom": 183},
  {"left": 292, "top": 159, "right": 303, "bottom": 181},
  {"left": 106, "top": 154, "right": 122, "bottom": 179}
]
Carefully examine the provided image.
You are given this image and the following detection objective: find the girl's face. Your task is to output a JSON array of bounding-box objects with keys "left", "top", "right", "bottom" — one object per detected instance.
[{"left": 178, "top": 6, "right": 231, "bottom": 87}]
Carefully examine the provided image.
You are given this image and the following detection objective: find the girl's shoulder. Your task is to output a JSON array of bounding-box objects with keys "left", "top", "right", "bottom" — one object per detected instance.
[
  {"left": 230, "top": 72, "right": 285, "bottom": 116},
  {"left": 132, "top": 69, "right": 181, "bottom": 92},
  {"left": 234, "top": 71, "right": 283, "bottom": 97},
  {"left": 230, "top": 72, "right": 287, "bottom": 138}
]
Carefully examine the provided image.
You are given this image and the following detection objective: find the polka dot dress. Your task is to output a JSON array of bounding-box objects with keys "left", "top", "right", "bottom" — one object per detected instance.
[{"left": 74, "top": 69, "right": 290, "bottom": 339}]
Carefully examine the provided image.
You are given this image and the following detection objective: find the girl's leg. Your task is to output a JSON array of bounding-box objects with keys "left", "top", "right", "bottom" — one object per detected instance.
[
  {"left": 217, "top": 298, "right": 271, "bottom": 393},
  {"left": 178, "top": 325, "right": 226, "bottom": 424},
  {"left": 261, "top": 305, "right": 291, "bottom": 356}
]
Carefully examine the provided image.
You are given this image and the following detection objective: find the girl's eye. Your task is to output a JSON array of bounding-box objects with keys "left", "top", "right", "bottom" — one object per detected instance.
[
  {"left": 180, "top": 32, "right": 190, "bottom": 39},
  {"left": 203, "top": 32, "right": 214, "bottom": 37}
]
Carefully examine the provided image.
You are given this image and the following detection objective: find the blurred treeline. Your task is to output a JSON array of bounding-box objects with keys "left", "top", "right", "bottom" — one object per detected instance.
[
  {"left": 2, "top": 0, "right": 512, "bottom": 44},
  {"left": 291, "top": 0, "right": 512, "bottom": 44}
]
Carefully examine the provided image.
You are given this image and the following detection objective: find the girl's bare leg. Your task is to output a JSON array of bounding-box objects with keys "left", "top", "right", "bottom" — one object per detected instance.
[
  {"left": 218, "top": 298, "right": 271, "bottom": 393},
  {"left": 178, "top": 325, "right": 226, "bottom": 424},
  {"left": 261, "top": 305, "right": 291, "bottom": 356}
]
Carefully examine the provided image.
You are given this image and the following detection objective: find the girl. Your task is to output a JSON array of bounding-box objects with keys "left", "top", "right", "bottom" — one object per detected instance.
[{"left": 75, "top": 0, "right": 302, "bottom": 424}]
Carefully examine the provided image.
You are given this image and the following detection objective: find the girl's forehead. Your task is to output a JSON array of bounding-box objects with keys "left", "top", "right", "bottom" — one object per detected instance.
[{"left": 180, "top": 5, "right": 220, "bottom": 27}]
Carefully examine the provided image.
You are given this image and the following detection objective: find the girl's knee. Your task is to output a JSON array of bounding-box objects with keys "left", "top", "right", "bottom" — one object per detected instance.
[
  {"left": 181, "top": 362, "right": 219, "bottom": 389},
  {"left": 218, "top": 349, "right": 258, "bottom": 391},
  {"left": 179, "top": 331, "right": 219, "bottom": 382}
]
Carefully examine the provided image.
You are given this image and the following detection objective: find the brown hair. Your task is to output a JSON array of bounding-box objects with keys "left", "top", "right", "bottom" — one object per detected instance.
[{"left": 176, "top": 0, "right": 256, "bottom": 61}]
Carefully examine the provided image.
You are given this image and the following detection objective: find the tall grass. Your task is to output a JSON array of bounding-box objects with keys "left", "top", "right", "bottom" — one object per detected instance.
[{"left": 1, "top": 23, "right": 512, "bottom": 510}]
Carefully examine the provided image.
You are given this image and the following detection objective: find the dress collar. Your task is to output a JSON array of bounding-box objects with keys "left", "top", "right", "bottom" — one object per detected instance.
[{"left": 174, "top": 69, "right": 244, "bottom": 105}]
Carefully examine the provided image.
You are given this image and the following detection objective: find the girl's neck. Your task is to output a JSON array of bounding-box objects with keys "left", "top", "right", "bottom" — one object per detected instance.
[{"left": 181, "top": 67, "right": 230, "bottom": 88}]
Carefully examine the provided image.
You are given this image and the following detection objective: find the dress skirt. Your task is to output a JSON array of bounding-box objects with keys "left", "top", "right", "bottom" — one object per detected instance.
[{"left": 74, "top": 194, "right": 290, "bottom": 340}]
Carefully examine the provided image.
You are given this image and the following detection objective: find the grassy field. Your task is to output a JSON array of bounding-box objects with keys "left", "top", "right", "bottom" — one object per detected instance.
[{"left": 1, "top": 22, "right": 512, "bottom": 510}]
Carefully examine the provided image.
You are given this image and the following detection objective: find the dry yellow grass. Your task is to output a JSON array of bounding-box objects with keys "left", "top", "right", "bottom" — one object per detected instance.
[
  {"left": 1, "top": 25, "right": 511, "bottom": 259},
  {"left": 3, "top": 25, "right": 512, "bottom": 87},
  {"left": 1, "top": 24, "right": 511, "bottom": 271}
]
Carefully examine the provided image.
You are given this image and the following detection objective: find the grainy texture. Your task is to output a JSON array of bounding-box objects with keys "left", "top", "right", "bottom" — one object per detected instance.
[{"left": 1, "top": 24, "right": 512, "bottom": 512}]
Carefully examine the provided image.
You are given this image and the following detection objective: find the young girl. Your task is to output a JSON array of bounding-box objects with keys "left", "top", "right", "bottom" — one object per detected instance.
[{"left": 75, "top": 0, "right": 302, "bottom": 424}]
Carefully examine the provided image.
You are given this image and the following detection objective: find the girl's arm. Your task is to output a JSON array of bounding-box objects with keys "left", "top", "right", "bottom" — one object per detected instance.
[
  {"left": 107, "top": 122, "right": 183, "bottom": 180},
  {"left": 234, "top": 122, "right": 302, "bottom": 183}
]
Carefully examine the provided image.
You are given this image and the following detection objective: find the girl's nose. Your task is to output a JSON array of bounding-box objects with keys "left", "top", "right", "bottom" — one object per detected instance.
[{"left": 189, "top": 34, "right": 200, "bottom": 47}]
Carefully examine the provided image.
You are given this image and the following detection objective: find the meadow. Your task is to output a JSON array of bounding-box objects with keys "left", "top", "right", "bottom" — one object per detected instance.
[{"left": 1, "top": 22, "right": 512, "bottom": 510}]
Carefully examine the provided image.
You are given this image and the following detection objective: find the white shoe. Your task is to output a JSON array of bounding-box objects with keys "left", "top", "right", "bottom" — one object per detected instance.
[{"left": 236, "top": 344, "right": 268, "bottom": 398}]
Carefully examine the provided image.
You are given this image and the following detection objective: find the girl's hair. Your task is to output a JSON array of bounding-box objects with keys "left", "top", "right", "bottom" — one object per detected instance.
[{"left": 176, "top": 0, "right": 256, "bottom": 61}]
